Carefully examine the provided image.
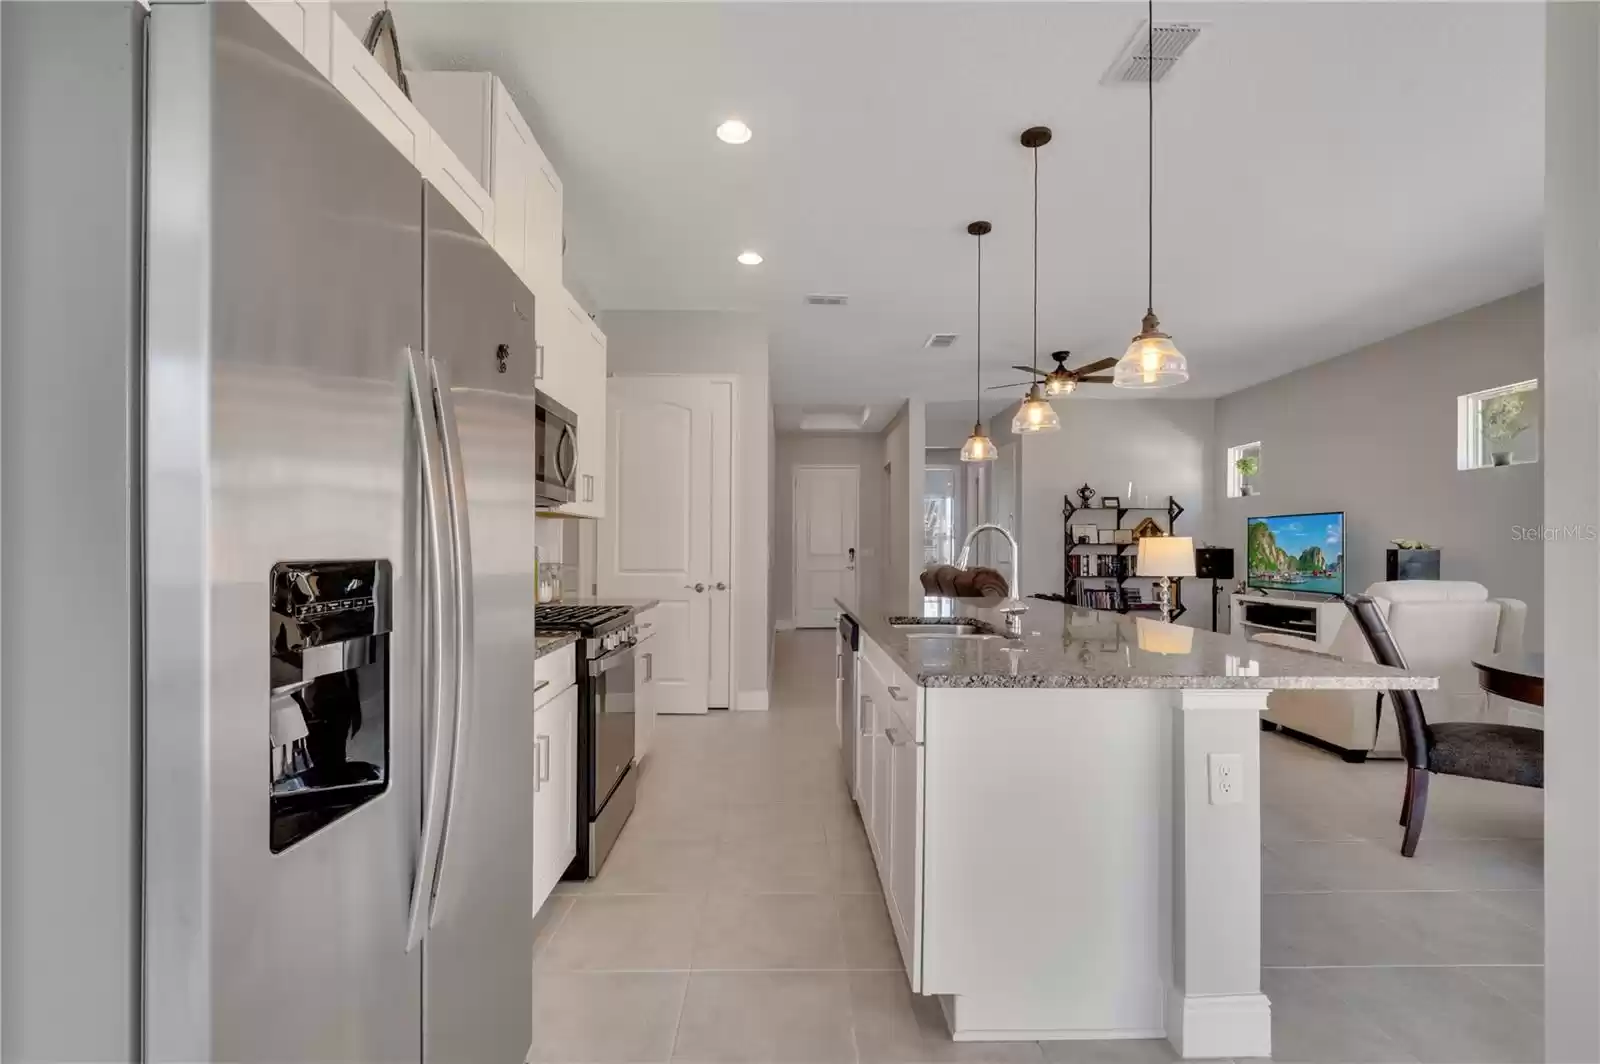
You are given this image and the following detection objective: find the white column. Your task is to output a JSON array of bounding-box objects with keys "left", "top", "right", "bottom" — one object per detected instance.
[
  {"left": 1545, "top": 5, "right": 1600, "bottom": 1061},
  {"left": 1167, "top": 689, "right": 1271, "bottom": 1060}
]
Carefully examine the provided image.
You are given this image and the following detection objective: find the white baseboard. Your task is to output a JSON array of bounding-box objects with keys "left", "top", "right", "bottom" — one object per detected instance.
[
  {"left": 774, "top": 619, "right": 797, "bottom": 633},
  {"left": 735, "top": 688, "right": 770, "bottom": 712},
  {"left": 1164, "top": 990, "right": 1272, "bottom": 1060}
]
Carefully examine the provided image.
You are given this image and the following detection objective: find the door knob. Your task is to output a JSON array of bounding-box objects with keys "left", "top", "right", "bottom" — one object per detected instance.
[
  {"left": 714, "top": 582, "right": 728, "bottom": 591},
  {"left": 685, "top": 583, "right": 706, "bottom": 593}
]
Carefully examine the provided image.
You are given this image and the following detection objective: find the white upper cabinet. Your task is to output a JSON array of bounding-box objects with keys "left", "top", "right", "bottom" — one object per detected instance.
[
  {"left": 559, "top": 294, "right": 608, "bottom": 519},
  {"left": 250, "top": 0, "right": 332, "bottom": 78},
  {"left": 328, "top": 15, "right": 430, "bottom": 165},
  {"left": 425, "top": 130, "right": 495, "bottom": 241},
  {"left": 410, "top": 71, "right": 565, "bottom": 293}
]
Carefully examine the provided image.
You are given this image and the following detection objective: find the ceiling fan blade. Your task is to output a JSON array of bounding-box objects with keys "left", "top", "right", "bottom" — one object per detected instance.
[
  {"left": 1010, "top": 365, "right": 1048, "bottom": 377},
  {"left": 985, "top": 383, "right": 1025, "bottom": 391},
  {"left": 1077, "top": 376, "right": 1115, "bottom": 384},
  {"left": 1074, "top": 357, "right": 1118, "bottom": 376}
]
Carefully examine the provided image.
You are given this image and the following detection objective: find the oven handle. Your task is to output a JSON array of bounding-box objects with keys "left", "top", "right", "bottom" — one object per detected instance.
[{"left": 590, "top": 643, "right": 637, "bottom": 677}]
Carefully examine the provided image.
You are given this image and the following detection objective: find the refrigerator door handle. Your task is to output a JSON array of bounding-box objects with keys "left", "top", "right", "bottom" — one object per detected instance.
[
  {"left": 427, "top": 352, "right": 477, "bottom": 928},
  {"left": 404, "top": 346, "right": 457, "bottom": 954}
]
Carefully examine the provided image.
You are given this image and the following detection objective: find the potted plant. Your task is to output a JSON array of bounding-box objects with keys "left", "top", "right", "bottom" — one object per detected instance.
[
  {"left": 1482, "top": 393, "right": 1529, "bottom": 467},
  {"left": 1234, "top": 454, "right": 1259, "bottom": 495}
]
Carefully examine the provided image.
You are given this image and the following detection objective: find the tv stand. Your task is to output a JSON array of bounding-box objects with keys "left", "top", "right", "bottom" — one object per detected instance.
[{"left": 1230, "top": 593, "right": 1347, "bottom": 654}]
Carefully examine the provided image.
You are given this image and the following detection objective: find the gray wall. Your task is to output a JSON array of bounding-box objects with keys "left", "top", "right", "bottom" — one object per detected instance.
[
  {"left": 772, "top": 434, "right": 886, "bottom": 624},
  {"left": 993, "top": 399, "right": 1215, "bottom": 620},
  {"left": 598, "top": 310, "right": 772, "bottom": 702},
  {"left": 1209, "top": 287, "right": 1544, "bottom": 646},
  {"left": 2, "top": 4, "right": 144, "bottom": 1057}
]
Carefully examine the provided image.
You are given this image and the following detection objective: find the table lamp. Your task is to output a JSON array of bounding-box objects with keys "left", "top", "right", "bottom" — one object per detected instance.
[{"left": 1136, "top": 536, "right": 1195, "bottom": 623}]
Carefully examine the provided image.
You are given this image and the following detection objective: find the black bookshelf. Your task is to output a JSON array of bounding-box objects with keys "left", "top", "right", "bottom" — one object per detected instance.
[{"left": 1060, "top": 494, "right": 1187, "bottom": 620}]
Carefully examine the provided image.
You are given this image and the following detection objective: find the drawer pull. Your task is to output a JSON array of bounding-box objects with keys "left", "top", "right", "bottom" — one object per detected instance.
[
  {"left": 885, "top": 726, "right": 915, "bottom": 748},
  {"left": 887, "top": 684, "right": 909, "bottom": 702}
]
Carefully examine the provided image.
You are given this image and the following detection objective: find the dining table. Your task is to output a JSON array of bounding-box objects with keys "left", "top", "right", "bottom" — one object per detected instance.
[{"left": 1473, "top": 651, "right": 1545, "bottom": 707}]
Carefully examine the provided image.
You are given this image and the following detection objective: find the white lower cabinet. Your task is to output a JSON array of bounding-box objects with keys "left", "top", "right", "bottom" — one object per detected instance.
[
  {"left": 635, "top": 608, "right": 660, "bottom": 761},
  {"left": 858, "top": 635, "right": 925, "bottom": 989},
  {"left": 531, "top": 683, "right": 578, "bottom": 911}
]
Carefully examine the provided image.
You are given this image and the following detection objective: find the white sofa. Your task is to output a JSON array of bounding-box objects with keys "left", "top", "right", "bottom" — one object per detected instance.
[{"left": 1260, "top": 581, "right": 1528, "bottom": 760}]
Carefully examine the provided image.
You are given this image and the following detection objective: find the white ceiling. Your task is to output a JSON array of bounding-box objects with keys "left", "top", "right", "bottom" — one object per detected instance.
[{"left": 390, "top": 2, "right": 1544, "bottom": 406}]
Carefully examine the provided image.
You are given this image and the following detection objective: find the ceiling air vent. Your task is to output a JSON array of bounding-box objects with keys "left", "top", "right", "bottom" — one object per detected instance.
[
  {"left": 804, "top": 293, "right": 850, "bottom": 306},
  {"left": 925, "top": 333, "right": 959, "bottom": 349},
  {"left": 1102, "top": 20, "right": 1206, "bottom": 85}
]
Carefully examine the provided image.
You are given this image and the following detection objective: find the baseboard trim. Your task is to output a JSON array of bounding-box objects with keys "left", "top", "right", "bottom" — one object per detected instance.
[
  {"left": 774, "top": 619, "right": 797, "bottom": 633},
  {"left": 735, "top": 688, "right": 770, "bottom": 712},
  {"left": 1164, "top": 990, "right": 1271, "bottom": 1060}
]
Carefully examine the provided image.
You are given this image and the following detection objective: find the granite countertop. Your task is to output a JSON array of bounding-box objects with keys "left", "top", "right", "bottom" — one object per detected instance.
[
  {"left": 837, "top": 595, "right": 1440, "bottom": 691},
  {"left": 534, "top": 632, "right": 579, "bottom": 659}
]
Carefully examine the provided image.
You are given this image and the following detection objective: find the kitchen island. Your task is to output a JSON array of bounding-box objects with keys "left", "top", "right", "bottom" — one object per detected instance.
[{"left": 834, "top": 595, "right": 1436, "bottom": 1060}]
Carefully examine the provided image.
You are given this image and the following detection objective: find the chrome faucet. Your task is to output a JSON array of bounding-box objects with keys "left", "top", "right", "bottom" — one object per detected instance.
[{"left": 955, "top": 523, "right": 1027, "bottom": 636}]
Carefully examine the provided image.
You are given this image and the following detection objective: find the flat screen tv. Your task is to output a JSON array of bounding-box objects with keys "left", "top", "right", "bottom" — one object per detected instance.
[{"left": 1246, "top": 511, "right": 1345, "bottom": 596}]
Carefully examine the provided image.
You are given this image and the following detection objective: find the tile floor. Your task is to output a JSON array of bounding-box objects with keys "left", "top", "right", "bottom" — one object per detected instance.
[{"left": 531, "top": 630, "right": 1544, "bottom": 1064}]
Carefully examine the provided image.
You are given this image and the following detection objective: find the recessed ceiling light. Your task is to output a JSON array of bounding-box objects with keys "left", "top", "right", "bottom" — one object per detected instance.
[
  {"left": 716, "top": 119, "right": 753, "bottom": 145},
  {"left": 737, "top": 250, "right": 763, "bottom": 266}
]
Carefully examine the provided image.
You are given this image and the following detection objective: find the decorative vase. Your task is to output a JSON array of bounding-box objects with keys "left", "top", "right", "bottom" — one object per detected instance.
[{"left": 1490, "top": 451, "right": 1512, "bottom": 467}]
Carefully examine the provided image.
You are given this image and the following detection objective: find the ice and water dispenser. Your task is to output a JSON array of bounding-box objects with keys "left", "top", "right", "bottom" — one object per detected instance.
[{"left": 269, "top": 560, "right": 392, "bottom": 852}]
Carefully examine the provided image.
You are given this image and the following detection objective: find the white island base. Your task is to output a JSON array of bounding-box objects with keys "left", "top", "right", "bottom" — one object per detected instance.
[{"left": 911, "top": 684, "right": 1271, "bottom": 1059}]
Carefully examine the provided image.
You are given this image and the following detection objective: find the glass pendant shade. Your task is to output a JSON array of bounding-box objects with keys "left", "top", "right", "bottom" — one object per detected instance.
[
  {"left": 960, "top": 422, "right": 998, "bottom": 463},
  {"left": 1011, "top": 385, "right": 1061, "bottom": 434},
  {"left": 1113, "top": 312, "right": 1189, "bottom": 389},
  {"left": 1044, "top": 375, "right": 1077, "bottom": 398}
]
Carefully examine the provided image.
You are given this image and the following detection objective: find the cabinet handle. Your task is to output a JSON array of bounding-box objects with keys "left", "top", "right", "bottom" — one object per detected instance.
[
  {"left": 534, "top": 679, "right": 550, "bottom": 695},
  {"left": 885, "top": 726, "right": 914, "bottom": 748},
  {"left": 536, "top": 734, "right": 551, "bottom": 786},
  {"left": 836, "top": 653, "right": 842, "bottom": 680},
  {"left": 642, "top": 651, "right": 654, "bottom": 683},
  {"left": 860, "top": 695, "right": 873, "bottom": 738},
  {"left": 887, "top": 684, "right": 909, "bottom": 702},
  {"left": 535, "top": 344, "right": 545, "bottom": 381}
]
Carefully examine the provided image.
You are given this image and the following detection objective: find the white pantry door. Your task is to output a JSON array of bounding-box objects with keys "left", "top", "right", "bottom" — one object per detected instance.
[
  {"left": 599, "top": 377, "right": 732, "bottom": 715},
  {"left": 989, "top": 442, "right": 1019, "bottom": 585},
  {"left": 793, "top": 466, "right": 859, "bottom": 627}
]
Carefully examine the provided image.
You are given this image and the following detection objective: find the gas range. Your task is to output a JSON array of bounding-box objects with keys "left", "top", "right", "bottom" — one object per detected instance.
[{"left": 536, "top": 604, "right": 637, "bottom": 658}]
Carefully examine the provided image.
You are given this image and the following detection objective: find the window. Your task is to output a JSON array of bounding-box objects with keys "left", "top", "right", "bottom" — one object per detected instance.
[
  {"left": 1227, "top": 442, "right": 1262, "bottom": 498},
  {"left": 1458, "top": 380, "right": 1540, "bottom": 470},
  {"left": 924, "top": 466, "right": 957, "bottom": 565}
]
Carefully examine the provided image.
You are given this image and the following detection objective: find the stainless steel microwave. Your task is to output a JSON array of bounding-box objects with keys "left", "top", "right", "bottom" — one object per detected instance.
[{"left": 535, "top": 392, "right": 578, "bottom": 507}]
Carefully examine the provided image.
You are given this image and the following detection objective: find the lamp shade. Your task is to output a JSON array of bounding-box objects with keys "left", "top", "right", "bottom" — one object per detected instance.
[
  {"left": 960, "top": 423, "right": 998, "bottom": 463},
  {"left": 1136, "top": 617, "right": 1195, "bottom": 655},
  {"left": 1136, "top": 535, "right": 1196, "bottom": 578}
]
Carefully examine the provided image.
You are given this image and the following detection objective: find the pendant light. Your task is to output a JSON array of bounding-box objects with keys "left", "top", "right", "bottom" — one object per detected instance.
[
  {"left": 960, "top": 221, "right": 999, "bottom": 463},
  {"left": 1114, "top": 0, "right": 1189, "bottom": 390},
  {"left": 1011, "top": 126, "right": 1061, "bottom": 435}
]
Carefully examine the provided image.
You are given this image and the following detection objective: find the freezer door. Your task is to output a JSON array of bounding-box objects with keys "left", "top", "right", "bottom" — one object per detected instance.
[
  {"left": 420, "top": 183, "right": 538, "bottom": 1064},
  {"left": 144, "top": 5, "right": 425, "bottom": 1061}
]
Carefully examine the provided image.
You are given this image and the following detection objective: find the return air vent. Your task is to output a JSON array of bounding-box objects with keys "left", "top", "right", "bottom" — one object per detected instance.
[
  {"left": 925, "top": 333, "right": 959, "bottom": 349},
  {"left": 1102, "top": 20, "right": 1206, "bottom": 85},
  {"left": 804, "top": 293, "right": 850, "bottom": 306}
]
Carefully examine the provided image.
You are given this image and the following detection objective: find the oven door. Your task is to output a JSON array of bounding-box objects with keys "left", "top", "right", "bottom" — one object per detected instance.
[
  {"left": 535, "top": 393, "right": 578, "bottom": 506},
  {"left": 589, "top": 643, "right": 636, "bottom": 808}
]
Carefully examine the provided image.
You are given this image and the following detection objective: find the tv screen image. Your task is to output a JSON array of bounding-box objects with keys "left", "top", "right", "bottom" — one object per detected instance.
[{"left": 1247, "top": 512, "right": 1345, "bottom": 595}]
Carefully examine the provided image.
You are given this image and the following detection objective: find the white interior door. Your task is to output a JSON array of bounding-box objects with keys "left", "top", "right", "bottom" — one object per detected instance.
[
  {"left": 793, "top": 465, "right": 859, "bottom": 627},
  {"left": 598, "top": 376, "right": 731, "bottom": 714}
]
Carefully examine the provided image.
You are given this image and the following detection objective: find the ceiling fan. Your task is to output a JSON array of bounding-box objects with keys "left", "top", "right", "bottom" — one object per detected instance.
[{"left": 988, "top": 351, "right": 1119, "bottom": 397}]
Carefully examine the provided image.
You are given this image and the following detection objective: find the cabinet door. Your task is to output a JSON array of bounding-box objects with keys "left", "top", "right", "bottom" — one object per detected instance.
[
  {"left": 871, "top": 729, "right": 893, "bottom": 889},
  {"left": 532, "top": 685, "right": 578, "bottom": 908},
  {"left": 887, "top": 717, "right": 924, "bottom": 988},
  {"left": 523, "top": 146, "right": 565, "bottom": 291},
  {"left": 329, "top": 18, "right": 430, "bottom": 164},
  {"left": 636, "top": 609, "right": 660, "bottom": 760},
  {"left": 559, "top": 298, "right": 607, "bottom": 518},
  {"left": 855, "top": 687, "right": 874, "bottom": 812},
  {"left": 425, "top": 131, "right": 494, "bottom": 241},
  {"left": 491, "top": 98, "right": 532, "bottom": 278},
  {"left": 251, "top": 0, "right": 331, "bottom": 77}
]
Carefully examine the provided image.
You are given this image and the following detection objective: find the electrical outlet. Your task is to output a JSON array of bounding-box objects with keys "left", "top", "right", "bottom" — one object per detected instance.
[{"left": 1208, "top": 752, "right": 1244, "bottom": 805}]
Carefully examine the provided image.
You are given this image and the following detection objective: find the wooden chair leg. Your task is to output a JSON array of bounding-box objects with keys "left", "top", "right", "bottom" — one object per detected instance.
[
  {"left": 1400, "top": 767, "right": 1429, "bottom": 858},
  {"left": 1400, "top": 769, "right": 1414, "bottom": 827}
]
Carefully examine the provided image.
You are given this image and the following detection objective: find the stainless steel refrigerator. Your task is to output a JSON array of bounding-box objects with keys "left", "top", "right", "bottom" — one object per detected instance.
[{"left": 2, "top": 3, "right": 535, "bottom": 1060}]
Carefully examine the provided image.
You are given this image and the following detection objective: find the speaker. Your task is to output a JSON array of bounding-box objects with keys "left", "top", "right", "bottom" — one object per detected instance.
[{"left": 1195, "top": 547, "right": 1234, "bottom": 581}]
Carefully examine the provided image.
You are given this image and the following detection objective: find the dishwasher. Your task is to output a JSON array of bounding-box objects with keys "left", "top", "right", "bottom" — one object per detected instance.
[{"left": 837, "top": 612, "right": 860, "bottom": 801}]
